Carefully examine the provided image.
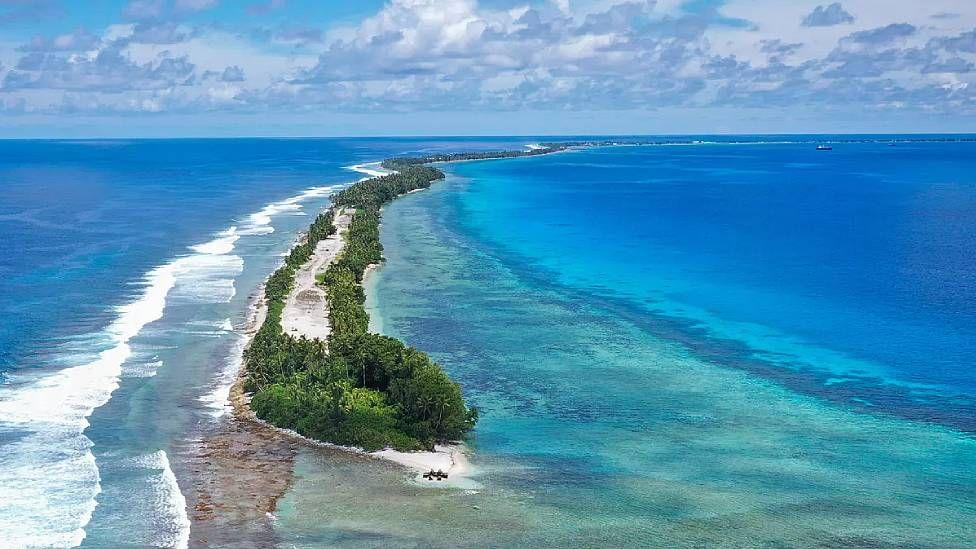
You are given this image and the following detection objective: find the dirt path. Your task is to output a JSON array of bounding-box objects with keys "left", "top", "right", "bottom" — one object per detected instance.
[{"left": 280, "top": 208, "right": 352, "bottom": 342}]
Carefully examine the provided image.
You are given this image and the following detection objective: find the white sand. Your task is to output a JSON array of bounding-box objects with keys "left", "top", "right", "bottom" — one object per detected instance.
[
  {"left": 346, "top": 162, "right": 394, "bottom": 180},
  {"left": 237, "top": 163, "right": 482, "bottom": 489},
  {"left": 280, "top": 209, "right": 352, "bottom": 342},
  {"left": 371, "top": 444, "right": 478, "bottom": 488}
]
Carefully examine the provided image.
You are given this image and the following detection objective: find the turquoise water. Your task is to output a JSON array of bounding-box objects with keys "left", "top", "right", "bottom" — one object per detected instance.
[
  {"left": 343, "top": 143, "right": 976, "bottom": 547},
  {"left": 0, "top": 137, "right": 540, "bottom": 547},
  {"left": 449, "top": 143, "right": 976, "bottom": 418},
  {"left": 4, "top": 138, "right": 976, "bottom": 547}
]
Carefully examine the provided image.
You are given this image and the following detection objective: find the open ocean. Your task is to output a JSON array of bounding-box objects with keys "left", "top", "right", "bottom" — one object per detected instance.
[
  {"left": 2, "top": 137, "right": 976, "bottom": 547},
  {"left": 359, "top": 139, "right": 976, "bottom": 547},
  {"left": 0, "top": 137, "right": 530, "bottom": 548}
]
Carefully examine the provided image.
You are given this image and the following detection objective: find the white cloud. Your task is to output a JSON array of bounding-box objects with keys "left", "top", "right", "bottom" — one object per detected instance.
[
  {"left": 1, "top": 0, "right": 974, "bottom": 119},
  {"left": 175, "top": 0, "right": 218, "bottom": 13}
]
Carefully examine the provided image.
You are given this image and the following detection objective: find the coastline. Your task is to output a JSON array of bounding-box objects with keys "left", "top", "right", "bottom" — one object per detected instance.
[
  {"left": 362, "top": 263, "right": 384, "bottom": 334},
  {"left": 183, "top": 283, "right": 298, "bottom": 547},
  {"left": 193, "top": 144, "right": 575, "bottom": 537},
  {"left": 217, "top": 161, "right": 477, "bottom": 493},
  {"left": 230, "top": 258, "right": 476, "bottom": 488}
]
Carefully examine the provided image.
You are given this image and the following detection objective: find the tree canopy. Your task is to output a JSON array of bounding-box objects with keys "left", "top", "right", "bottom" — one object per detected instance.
[{"left": 243, "top": 162, "right": 477, "bottom": 451}]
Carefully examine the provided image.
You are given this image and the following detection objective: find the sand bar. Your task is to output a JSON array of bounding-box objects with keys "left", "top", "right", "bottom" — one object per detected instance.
[{"left": 347, "top": 162, "right": 394, "bottom": 180}]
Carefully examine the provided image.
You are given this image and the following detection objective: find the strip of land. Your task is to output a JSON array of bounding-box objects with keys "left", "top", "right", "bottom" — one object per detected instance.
[
  {"left": 194, "top": 143, "right": 590, "bottom": 535},
  {"left": 258, "top": 166, "right": 477, "bottom": 486},
  {"left": 181, "top": 288, "right": 297, "bottom": 547},
  {"left": 280, "top": 208, "right": 352, "bottom": 342}
]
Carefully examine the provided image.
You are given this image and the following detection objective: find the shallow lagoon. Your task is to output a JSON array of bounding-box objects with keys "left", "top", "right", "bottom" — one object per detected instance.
[
  {"left": 4, "top": 138, "right": 975, "bottom": 547},
  {"left": 278, "top": 144, "right": 976, "bottom": 547}
]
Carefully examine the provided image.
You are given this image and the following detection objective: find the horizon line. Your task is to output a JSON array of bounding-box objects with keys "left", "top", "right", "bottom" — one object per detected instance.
[{"left": 3, "top": 131, "right": 976, "bottom": 141}]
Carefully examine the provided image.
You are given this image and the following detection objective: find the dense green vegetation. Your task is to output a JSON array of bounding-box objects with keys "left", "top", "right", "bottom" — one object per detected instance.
[
  {"left": 331, "top": 164, "right": 444, "bottom": 210},
  {"left": 244, "top": 145, "right": 684, "bottom": 450},
  {"left": 380, "top": 143, "right": 573, "bottom": 170},
  {"left": 243, "top": 163, "right": 477, "bottom": 452}
]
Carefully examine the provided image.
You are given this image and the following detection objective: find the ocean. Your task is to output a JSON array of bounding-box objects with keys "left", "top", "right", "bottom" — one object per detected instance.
[
  {"left": 0, "top": 137, "right": 532, "bottom": 547},
  {"left": 2, "top": 137, "right": 976, "bottom": 547},
  {"left": 355, "top": 139, "right": 976, "bottom": 546}
]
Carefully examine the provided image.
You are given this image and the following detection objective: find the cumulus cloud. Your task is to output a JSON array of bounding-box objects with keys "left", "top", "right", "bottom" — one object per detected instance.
[
  {"left": 2, "top": 0, "right": 975, "bottom": 119},
  {"left": 126, "top": 22, "right": 195, "bottom": 44},
  {"left": 3, "top": 46, "right": 195, "bottom": 93},
  {"left": 922, "top": 57, "right": 973, "bottom": 74},
  {"left": 934, "top": 29, "right": 976, "bottom": 54},
  {"left": 221, "top": 65, "right": 245, "bottom": 81},
  {"left": 280, "top": 0, "right": 772, "bottom": 111},
  {"left": 760, "top": 39, "right": 802, "bottom": 57},
  {"left": 175, "top": 0, "right": 218, "bottom": 13},
  {"left": 848, "top": 23, "right": 917, "bottom": 45},
  {"left": 802, "top": 3, "right": 855, "bottom": 27},
  {"left": 18, "top": 28, "right": 102, "bottom": 52}
]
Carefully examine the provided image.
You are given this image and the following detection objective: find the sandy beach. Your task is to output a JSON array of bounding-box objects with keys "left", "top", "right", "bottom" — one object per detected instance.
[
  {"left": 271, "top": 185, "right": 477, "bottom": 486},
  {"left": 347, "top": 162, "right": 394, "bottom": 179},
  {"left": 280, "top": 208, "right": 352, "bottom": 342},
  {"left": 192, "top": 164, "right": 477, "bottom": 538}
]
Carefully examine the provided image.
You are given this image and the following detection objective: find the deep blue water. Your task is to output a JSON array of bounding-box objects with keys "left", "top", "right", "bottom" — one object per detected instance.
[
  {"left": 0, "top": 137, "right": 541, "bottom": 547},
  {"left": 361, "top": 138, "right": 976, "bottom": 547},
  {"left": 451, "top": 142, "right": 976, "bottom": 430},
  {"left": 3, "top": 136, "right": 976, "bottom": 548},
  {"left": 0, "top": 137, "right": 546, "bottom": 378}
]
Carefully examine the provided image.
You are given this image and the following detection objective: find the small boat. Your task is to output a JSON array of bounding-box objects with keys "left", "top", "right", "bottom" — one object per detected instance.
[{"left": 816, "top": 144, "right": 833, "bottom": 151}]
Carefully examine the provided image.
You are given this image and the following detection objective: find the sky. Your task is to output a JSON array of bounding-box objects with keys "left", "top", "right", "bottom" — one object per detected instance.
[{"left": 0, "top": 0, "right": 974, "bottom": 137}]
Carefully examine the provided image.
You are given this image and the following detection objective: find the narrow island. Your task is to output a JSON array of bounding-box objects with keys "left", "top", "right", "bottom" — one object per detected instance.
[
  {"left": 232, "top": 141, "right": 614, "bottom": 479},
  {"left": 187, "top": 136, "right": 976, "bottom": 543},
  {"left": 241, "top": 164, "right": 477, "bottom": 455}
]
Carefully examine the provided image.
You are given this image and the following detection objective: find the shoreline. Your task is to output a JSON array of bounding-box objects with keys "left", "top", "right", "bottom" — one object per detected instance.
[
  {"left": 229, "top": 272, "right": 476, "bottom": 487},
  {"left": 222, "top": 161, "right": 478, "bottom": 487},
  {"left": 346, "top": 161, "right": 394, "bottom": 180},
  {"left": 195, "top": 143, "right": 582, "bottom": 535},
  {"left": 183, "top": 282, "right": 298, "bottom": 547},
  {"left": 193, "top": 145, "right": 580, "bottom": 545}
]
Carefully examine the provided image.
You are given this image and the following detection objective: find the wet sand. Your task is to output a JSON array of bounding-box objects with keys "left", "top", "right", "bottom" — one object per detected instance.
[
  {"left": 184, "top": 163, "right": 477, "bottom": 545},
  {"left": 179, "top": 288, "right": 300, "bottom": 547}
]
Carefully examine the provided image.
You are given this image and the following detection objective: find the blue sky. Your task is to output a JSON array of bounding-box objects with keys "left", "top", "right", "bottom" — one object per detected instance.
[{"left": 1, "top": 0, "right": 974, "bottom": 137}]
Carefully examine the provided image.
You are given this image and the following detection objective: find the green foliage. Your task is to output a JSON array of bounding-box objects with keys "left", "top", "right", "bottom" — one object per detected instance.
[
  {"left": 322, "top": 266, "right": 368, "bottom": 338},
  {"left": 382, "top": 146, "right": 562, "bottom": 169},
  {"left": 243, "top": 160, "right": 478, "bottom": 451},
  {"left": 328, "top": 209, "right": 382, "bottom": 282},
  {"left": 332, "top": 165, "right": 444, "bottom": 211},
  {"left": 251, "top": 377, "right": 425, "bottom": 451}
]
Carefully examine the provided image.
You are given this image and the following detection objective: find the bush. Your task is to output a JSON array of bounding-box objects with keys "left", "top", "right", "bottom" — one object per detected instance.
[{"left": 244, "top": 158, "right": 478, "bottom": 451}]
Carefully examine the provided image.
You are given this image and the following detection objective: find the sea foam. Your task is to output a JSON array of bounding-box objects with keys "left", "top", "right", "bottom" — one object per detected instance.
[
  {"left": 137, "top": 450, "right": 191, "bottom": 549},
  {"left": 0, "top": 260, "right": 175, "bottom": 547},
  {"left": 238, "top": 185, "right": 339, "bottom": 235},
  {"left": 0, "top": 183, "right": 342, "bottom": 546},
  {"left": 0, "top": 227, "right": 232, "bottom": 546}
]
